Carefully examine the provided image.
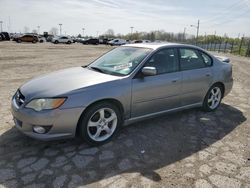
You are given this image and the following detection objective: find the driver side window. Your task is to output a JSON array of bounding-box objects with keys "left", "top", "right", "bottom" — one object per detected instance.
[{"left": 144, "top": 48, "right": 179, "bottom": 75}]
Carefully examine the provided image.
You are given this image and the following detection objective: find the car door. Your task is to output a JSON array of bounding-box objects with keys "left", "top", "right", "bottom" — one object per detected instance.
[
  {"left": 131, "top": 48, "right": 182, "bottom": 117},
  {"left": 60, "top": 37, "right": 66, "bottom": 42},
  {"left": 178, "top": 48, "right": 213, "bottom": 106},
  {"left": 21, "top": 35, "right": 28, "bottom": 42}
]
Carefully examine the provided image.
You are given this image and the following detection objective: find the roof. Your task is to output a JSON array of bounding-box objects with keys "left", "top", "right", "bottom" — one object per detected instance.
[{"left": 123, "top": 42, "right": 198, "bottom": 50}]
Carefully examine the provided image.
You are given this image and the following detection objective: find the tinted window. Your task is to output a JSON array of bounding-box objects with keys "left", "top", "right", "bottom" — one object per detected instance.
[
  {"left": 145, "top": 48, "right": 178, "bottom": 75},
  {"left": 179, "top": 48, "right": 206, "bottom": 71},
  {"left": 200, "top": 52, "right": 212, "bottom": 66}
]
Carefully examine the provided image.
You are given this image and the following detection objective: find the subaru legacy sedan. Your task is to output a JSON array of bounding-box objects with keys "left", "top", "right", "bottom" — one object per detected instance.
[{"left": 11, "top": 43, "right": 233, "bottom": 145}]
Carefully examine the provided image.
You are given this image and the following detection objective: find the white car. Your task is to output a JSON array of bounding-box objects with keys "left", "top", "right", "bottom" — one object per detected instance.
[
  {"left": 108, "top": 39, "right": 126, "bottom": 46},
  {"left": 52, "top": 36, "right": 73, "bottom": 44},
  {"left": 38, "top": 36, "right": 46, "bottom": 43}
]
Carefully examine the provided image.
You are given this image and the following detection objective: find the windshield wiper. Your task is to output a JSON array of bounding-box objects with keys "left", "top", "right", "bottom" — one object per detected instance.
[{"left": 89, "top": 66, "right": 105, "bottom": 73}]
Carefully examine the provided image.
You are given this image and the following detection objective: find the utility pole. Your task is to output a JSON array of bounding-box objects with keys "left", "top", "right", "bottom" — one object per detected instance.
[
  {"left": 0, "top": 21, "right": 3, "bottom": 32},
  {"left": 37, "top": 26, "right": 40, "bottom": 35},
  {"left": 59, "top": 24, "right": 62, "bottom": 36},
  {"left": 82, "top": 28, "right": 85, "bottom": 37},
  {"left": 190, "top": 19, "right": 200, "bottom": 44}
]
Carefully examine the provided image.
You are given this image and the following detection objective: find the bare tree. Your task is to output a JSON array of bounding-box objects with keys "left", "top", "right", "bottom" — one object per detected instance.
[
  {"left": 104, "top": 29, "right": 115, "bottom": 38},
  {"left": 49, "top": 27, "right": 58, "bottom": 35},
  {"left": 24, "top": 26, "right": 29, "bottom": 33}
]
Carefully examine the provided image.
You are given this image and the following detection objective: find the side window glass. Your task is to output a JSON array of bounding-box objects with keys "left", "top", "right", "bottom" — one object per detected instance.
[
  {"left": 200, "top": 52, "right": 212, "bottom": 66},
  {"left": 145, "top": 48, "right": 178, "bottom": 75},
  {"left": 179, "top": 48, "right": 206, "bottom": 71}
]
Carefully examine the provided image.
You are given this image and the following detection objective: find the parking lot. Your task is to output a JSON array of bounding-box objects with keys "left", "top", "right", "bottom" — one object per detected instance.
[{"left": 0, "top": 42, "right": 249, "bottom": 188}]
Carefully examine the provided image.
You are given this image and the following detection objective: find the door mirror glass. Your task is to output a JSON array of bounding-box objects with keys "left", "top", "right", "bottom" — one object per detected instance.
[{"left": 142, "top": 67, "right": 157, "bottom": 76}]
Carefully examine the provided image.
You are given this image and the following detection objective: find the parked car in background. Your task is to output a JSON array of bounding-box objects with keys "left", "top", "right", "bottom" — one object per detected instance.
[
  {"left": 38, "top": 36, "right": 46, "bottom": 43},
  {"left": 74, "top": 37, "right": 85, "bottom": 43},
  {"left": 0, "top": 32, "right": 10, "bottom": 41},
  {"left": 82, "top": 38, "right": 99, "bottom": 45},
  {"left": 108, "top": 38, "right": 126, "bottom": 46},
  {"left": 52, "top": 36, "right": 73, "bottom": 44},
  {"left": 11, "top": 43, "right": 233, "bottom": 145},
  {"left": 99, "top": 38, "right": 110, "bottom": 45},
  {"left": 16, "top": 34, "right": 38, "bottom": 43},
  {"left": 46, "top": 35, "right": 54, "bottom": 42}
]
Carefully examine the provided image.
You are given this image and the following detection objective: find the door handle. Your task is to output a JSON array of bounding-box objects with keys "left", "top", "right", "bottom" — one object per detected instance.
[
  {"left": 171, "top": 79, "right": 179, "bottom": 83},
  {"left": 206, "top": 73, "right": 211, "bottom": 77}
]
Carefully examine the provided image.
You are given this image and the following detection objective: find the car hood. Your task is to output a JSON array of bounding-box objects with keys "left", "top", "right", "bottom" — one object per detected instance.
[{"left": 20, "top": 67, "right": 120, "bottom": 100}]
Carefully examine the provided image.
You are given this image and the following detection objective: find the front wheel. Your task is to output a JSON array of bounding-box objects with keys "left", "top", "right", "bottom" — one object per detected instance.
[
  {"left": 78, "top": 102, "right": 122, "bottom": 145},
  {"left": 203, "top": 84, "right": 223, "bottom": 112}
]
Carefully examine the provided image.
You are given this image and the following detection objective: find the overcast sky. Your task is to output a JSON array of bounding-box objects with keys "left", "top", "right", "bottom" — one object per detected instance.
[{"left": 0, "top": 0, "right": 249, "bottom": 37}]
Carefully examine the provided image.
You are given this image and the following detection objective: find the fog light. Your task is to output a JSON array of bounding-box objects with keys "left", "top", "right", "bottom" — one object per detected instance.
[{"left": 33, "top": 125, "right": 46, "bottom": 134}]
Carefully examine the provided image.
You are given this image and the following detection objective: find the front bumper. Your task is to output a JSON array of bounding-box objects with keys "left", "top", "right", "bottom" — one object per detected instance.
[{"left": 11, "top": 98, "right": 84, "bottom": 141}]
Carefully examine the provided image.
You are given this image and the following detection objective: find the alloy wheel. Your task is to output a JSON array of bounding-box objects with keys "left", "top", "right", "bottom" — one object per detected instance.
[
  {"left": 87, "top": 108, "right": 117, "bottom": 142},
  {"left": 207, "top": 86, "right": 222, "bottom": 110}
]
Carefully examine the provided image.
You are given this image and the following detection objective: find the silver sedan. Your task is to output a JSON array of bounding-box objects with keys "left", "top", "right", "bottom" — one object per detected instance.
[{"left": 11, "top": 43, "right": 233, "bottom": 145}]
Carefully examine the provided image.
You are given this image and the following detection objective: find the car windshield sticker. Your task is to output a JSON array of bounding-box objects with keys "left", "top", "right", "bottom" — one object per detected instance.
[{"left": 114, "top": 62, "right": 132, "bottom": 71}]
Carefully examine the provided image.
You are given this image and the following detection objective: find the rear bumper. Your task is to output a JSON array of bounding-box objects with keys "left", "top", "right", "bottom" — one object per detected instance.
[
  {"left": 224, "top": 78, "right": 233, "bottom": 97},
  {"left": 11, "top": 98, "right": 84, "bottom": 141}
]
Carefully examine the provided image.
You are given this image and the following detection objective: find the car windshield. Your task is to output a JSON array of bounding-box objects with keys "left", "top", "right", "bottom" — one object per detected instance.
[{"left": 88, "top": 47, "right": 152, "bottom": 76}]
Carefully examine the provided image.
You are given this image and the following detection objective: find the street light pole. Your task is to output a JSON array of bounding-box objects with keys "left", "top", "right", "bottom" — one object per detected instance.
[
  {"left": 82, "top": 28, "right": 85, "bottom": 37},
  {"left": 130, "top": 26, "right": 134, "bottom": 40},
  {"left": 59, "top": 24, "right": 62, "bottom": 36},
  {"left": 183, "top": 27, "right": 186, "bottom": 41},
  {"left": 0, "top": 21, "right": 3, "bottom": 32},
  {"left": 130, "top": 26, "right": 134, "bottom": 34},
  {"left": 37, "top": 26, "right": 40, "bottom": 35}
]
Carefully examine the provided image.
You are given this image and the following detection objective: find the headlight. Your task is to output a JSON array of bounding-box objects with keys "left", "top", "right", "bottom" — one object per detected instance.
[{"left": 25, "top": 98, "right": 66, "bottom": 111}]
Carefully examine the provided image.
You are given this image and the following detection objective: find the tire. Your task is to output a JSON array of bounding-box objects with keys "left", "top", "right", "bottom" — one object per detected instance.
[
  {"left": 17, "top": 39, "right": 22, "bottom": 43},
  {"left": 202, "top": 84, "right": 223, "bottom": 112},
  {"left": 54, "top": 40, "right": 59, "bottom": 44},
  {"left": 78, "top": 102, "right": 122, "bottom": 146},
  {"left": 67, "top": 41, "right": 71, "bottom": 44},
  {"left": 40, "top": 40, "right": 43, "bottom": 43},
  {"left": 32, "top": 40, "right": 37, "bottom": 43}
]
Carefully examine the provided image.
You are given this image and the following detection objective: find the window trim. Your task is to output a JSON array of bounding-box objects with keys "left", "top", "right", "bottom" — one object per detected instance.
[{"left": 178, "top": 47, "right": 212, "bottom": 71}]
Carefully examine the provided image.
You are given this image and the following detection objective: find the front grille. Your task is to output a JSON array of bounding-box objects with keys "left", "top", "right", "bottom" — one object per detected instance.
[{"left": 15, "top": 89, "right": 25, "bottom": 106}]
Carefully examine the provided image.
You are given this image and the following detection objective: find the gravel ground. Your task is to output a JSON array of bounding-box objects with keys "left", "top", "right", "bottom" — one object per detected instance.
[{"left": 0, "top": 42, "right": 249, "bottom": 188}]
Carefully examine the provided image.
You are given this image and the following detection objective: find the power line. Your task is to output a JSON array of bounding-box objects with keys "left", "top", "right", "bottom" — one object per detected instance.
[{"left": 202, "top": 0, "right": 245, "bottom": 24}]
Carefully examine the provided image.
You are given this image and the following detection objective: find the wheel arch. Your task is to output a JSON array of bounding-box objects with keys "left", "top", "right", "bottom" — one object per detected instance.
[
  {"left": 212, "top": 82, "right": 225, "bottom": 97},
  {"left": 75, "top": 98, "right": 124, "bottom": 136}
]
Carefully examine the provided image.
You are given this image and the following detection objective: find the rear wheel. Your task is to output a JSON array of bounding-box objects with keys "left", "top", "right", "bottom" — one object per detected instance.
[
  {"left": 78, "top": 102, "right": 122, "bottom": 145},
  {"left": 67, "top": 41, "right": 71, "bottom": 44},
  {"left": 203, "top": 84, "right": 223, "bottom": 111},
  {"left": 54, "top": 40, "right": 59, "bottom": 44}
]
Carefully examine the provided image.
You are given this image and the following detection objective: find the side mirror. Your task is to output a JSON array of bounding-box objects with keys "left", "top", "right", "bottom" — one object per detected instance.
[{"left": 141, "top": 67, "right": 157, "bottom": 76}]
